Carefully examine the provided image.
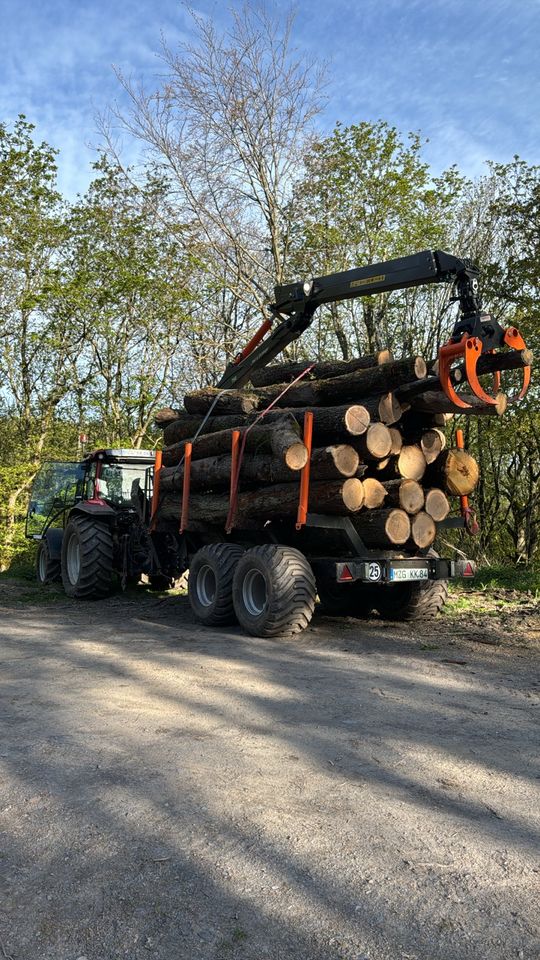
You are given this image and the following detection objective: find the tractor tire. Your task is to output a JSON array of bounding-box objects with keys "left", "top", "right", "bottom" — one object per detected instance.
[
  {"left": 232, "top": 545, "right": 316, "bottom": 638},
  {"left": 317, "top": 579, "right": 376, "bottom": 618},
  {"left": 372, "top": 550, "right": 449, "bottom": 621},
  {"left": 188, "top": 543, "right": 244, "bottom": 626},
  {"left": 61, "top": 515, "right": 114, "bottom": 599},
  {"left": 36, "top": 540, "right": 61, "bottom": 585}
]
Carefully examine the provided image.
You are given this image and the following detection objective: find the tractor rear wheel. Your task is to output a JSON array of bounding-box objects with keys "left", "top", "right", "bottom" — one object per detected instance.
[
  {"left": 36, "top": 540, "right": 61, "bottom": 585},
  {"left": 232, "top": 545, "right": 316, "bottom": 637},
  {"left": 61, "top": 515, "right": 114, "bottom": 599},
  {"left": 188, "top": 543, "right": 244, "bottom": 626}
]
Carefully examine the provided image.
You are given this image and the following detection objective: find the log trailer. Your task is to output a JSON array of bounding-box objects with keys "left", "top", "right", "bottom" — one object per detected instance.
[{"left": 26, "top": 250, "right": 531, "bottom": 636}]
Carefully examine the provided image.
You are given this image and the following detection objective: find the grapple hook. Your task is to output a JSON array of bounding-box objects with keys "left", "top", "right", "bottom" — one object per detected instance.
[{"left": 439, "top": 326, "right": 531, "bottom": 409}]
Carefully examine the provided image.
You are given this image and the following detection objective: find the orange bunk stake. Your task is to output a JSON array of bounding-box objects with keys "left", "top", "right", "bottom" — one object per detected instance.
[
  {"left": 150, "top": 450, "right": 162, "bottom": 531},
  {"left": 455, "top": 428, "right": 479, "bottom": 535},
  {"left": 296, "top": 411, "right": 314, "bottom": 530},
  {"left": 180, "top": 442, "right": 193, "bottom": 534}
]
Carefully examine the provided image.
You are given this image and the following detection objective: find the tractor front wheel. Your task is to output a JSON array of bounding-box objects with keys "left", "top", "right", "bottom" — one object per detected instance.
[
  {"left": 61, "top": 515, "right": 114, "bottom": 599},
  {"left": 36, "top": 540, "right": 61, "bottom": 585}
]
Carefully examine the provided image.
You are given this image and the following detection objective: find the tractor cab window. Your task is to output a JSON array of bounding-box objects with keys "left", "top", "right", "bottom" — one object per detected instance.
[
  {"left": 26, "top": 461, "right": 88, "bottom": 538},
  {"left": 97, "top": 463, "right": 150, "bottom": 507}
]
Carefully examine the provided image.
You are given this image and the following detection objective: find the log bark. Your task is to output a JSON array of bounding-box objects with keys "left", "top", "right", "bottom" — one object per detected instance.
[
  {"left": 425, "top": 449, "right": 480, "bottom": 496},
  {"left": 184, "top": 389, "right": 260, "bottom": 416},
  {"left": 424, "top": 488, "right": 451, "bottom": 522},
  {"left": 162, "top": 421, "right": 306, "bottom": 469},
  {"left": 160, "top": 444, "right": 359, "bottom": 492},
  {"left": 183, "top": 357, "right": 427, "bottom": 414},
  {"left": 162, "top": 403, "right": 371, "bottom": 447},
  {"left": 409, "top": 390, "right": 508, "bottom": 417},
  {"left": 158, "top": 478, "right": 365, "bottom": 524},
  {"left": 353, "top": 508, "right": 411, "bottom": 546},
  {"left": 410, "top": 511, "right": 437, "bottom": 549},
  {"left": 352, "top": 423, "right": 392, "bottom": 460},
  {"left": 381, "top": 479, "right": 424, "bottom": 514},
  {"left": 377, "top": 445, "right": 427, "bottom": 481},
  {"left": 362, "top": 478, "right": 387, "bottom": 509},
  {"left": 248, "top": 349, "right": 394, "bottom": 387}
]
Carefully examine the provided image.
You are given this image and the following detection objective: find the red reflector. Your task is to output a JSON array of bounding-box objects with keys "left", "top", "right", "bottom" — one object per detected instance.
[
  {"left": 339, "top": 565, "right": 354, "bottom": 581},
  {"left": 463, "top": 562, "right": 474, "bottom": 577}
]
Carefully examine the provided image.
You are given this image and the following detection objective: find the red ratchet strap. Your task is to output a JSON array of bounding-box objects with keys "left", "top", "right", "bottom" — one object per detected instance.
[{"left": 225, "top": 363, "right": 316, "bottom": 533}]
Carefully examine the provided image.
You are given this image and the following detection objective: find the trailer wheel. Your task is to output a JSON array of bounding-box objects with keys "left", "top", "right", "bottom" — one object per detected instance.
[
  {"left": 36, "top": 540, "right": 61, "bottom": 585},
  {"left": 373, "top": 551, "right": 449, "bottom": 620},
  {"left": 61, "top": 516, "right": 114, "bottom": 599},
  {"left": 188, "top": 543, "right": 244, "bottom": 626},
  {"left": 232, "top": 545, "right": 316, "bottom": 637},
  {"left": 317, "top": 579, "right": 376, "bottom": 618}
]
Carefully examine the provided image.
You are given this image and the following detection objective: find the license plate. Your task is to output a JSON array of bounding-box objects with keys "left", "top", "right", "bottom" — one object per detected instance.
[{"left": 390, "top": 567, "right": 429, "bottom": 582}]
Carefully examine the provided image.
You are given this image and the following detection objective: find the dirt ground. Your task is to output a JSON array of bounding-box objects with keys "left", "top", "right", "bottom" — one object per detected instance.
[{"left": 0, "top": 579, "right": 538, "bottom": 960}]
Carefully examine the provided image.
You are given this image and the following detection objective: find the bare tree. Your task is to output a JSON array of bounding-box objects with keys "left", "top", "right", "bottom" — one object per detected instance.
[{"left": 105, "top": 3, "right": 326, "bottom": 317}]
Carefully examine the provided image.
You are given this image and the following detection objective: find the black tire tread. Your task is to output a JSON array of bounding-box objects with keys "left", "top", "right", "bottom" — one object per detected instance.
[
  {"left": 233, "top": 545, "right": 316, "bottom": 637},
  {"left": 373, "top": 550, "right": 449, "bottom": 621},
  {"left": 61, "top": 516, "right": 114, "bottom": 599},
  {"left": 36, "top": 541, "right": 61, "bottom": 585},
  {"left": 188, "top": 543, "right": 244, "bottom": 626}
]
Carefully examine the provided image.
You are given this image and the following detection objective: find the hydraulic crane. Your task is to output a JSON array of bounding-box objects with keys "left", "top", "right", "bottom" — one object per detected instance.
[{"left": 219, "top": 249, "right": 530, "bottom": 409}]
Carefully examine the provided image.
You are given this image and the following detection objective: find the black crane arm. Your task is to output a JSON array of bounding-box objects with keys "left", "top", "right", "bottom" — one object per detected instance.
[{"left": 218, "top": 249, "right": 480, "bottom": 390}]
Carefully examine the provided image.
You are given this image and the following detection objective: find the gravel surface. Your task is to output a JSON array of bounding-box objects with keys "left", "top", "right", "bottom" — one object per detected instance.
[{"left": 0, "top": 581, "right": 538, "bottom": 960}]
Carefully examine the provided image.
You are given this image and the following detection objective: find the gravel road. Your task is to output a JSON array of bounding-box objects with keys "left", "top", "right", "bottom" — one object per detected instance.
[{"left": 0, "top": 581, "right": 538, "bottom": 960}]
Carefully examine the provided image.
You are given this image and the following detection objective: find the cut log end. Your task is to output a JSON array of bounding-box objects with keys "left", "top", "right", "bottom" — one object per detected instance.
[
  {"left": 364, "top": 423, "right": 392, "bottom": 459},
  {"left": 362, "top": 478, "right": 386, "bottom": 509},
  {"left": 344, "top": 405, "right": 371, "bottom": 435},
  {"left": 341, "top": 478, "right": 365, "bottom": 512},
  {"left": 284, "top": 441, "right": 309, "bottom": 471},
  {"left": 411, "top": 511, "right": 437, "bottom": 549},
  {"left": 424, "top": 488, "right": 450, "bottom": 522},
  {"left": 397, "top": 445, "right": 427, "bottom": 481}
]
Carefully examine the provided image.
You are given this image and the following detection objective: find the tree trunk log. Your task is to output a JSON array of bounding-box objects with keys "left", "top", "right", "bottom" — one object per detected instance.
[
  {"left": 162, "top": 403, "right": 371, "bottom": 447},
  {"left": 352, "top": 423, "right": 392, "bottom": 460},
  {"left": 361, "top": 393, "right": 403, "bottom": 425},
  {"left": 353, "top": 508, "right": 411, "bottom": 546},
  {"left": 158, "top": 478, "right": 365, "bottom": 524},
  {"left": 377, "top": 445, "right": 427, "bottom": 481},
  {"left": 420, "top": 428, "right": 446, "bottom": 464},
  {"left": 381, "top": 479, "right": 425, "bottom": 514},
  {"left": 160, "top": 444, "right": 359, "bottom": 492},
  {"left": 362, "top": 478, "right": 387, "bottom": 509},
  {"left": 424, "top": 488, "right": 451, "bottom": 522},
  {"left": 183, "top": 357, "right": 427, "bottom": 414},
  {"left": 410, "top": 511, "right": 437, "bottom": 548},
  {"left": 162, "top": 421, "right": 306, "bottom": 469},
  {"left": 409, "top": 390, "right": 508, "bottom": 416},
  {"left": 425, "top": 449, "right": 480, "bottom": 496},
  {"left": 248, "top": 349, "right": 394, "bottom": 387},
  {"left": 183, "top": 389, "right": 260, "bottom": 415}
]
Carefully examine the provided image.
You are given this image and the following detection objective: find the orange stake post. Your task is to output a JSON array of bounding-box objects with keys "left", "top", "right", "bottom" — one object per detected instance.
[
  {"left": 150, "top": 450, "right": 162, "bottom": 530},
  {"left": 229, "top": 430, "right": 241, "bottom": 510},
  {"left": 296, "top": 411, "right": 314, "bottom": 530},
  {"left": 455, "top": 428, "right": 479, "bottom": 534},
  {"left": 180, "top": 442, "right": 193, "bottom": 534}
]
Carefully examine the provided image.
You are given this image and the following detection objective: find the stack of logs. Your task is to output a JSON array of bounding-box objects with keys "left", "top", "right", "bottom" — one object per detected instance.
[{"left": 153, "top": 345, "right": 531, "bottom": 550}]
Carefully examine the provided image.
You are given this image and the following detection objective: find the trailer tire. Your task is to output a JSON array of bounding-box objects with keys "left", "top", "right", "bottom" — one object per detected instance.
[
  {"left": 188, "top": 543, "right": 244, "bottom": 626},
  {"left": 233, "top": 545, "right": 316, "bottom": 637},
  {"left": 373, "top": 551, "right": 449, "bottom": 620},
  {"left": 317, "top": 579, "right": 376, "bottom": 618},
  {"left": 36, "top": 540, "right": 61, "bottom": 585},
  {"left": 61, "top": 516, "right": 114, "bottom": 599}
]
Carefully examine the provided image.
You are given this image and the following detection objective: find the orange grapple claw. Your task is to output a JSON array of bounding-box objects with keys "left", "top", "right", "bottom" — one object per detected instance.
[{"left": 439, "top": 326, "right": 531, "bottom": 408}]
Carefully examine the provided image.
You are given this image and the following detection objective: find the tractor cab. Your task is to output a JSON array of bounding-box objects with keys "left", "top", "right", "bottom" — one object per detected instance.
[{"left": 26, "top": 449, "right": 156, "bottom": 540}]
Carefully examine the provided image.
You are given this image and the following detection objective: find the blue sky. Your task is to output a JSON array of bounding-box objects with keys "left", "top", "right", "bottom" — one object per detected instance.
[{"left": 1, "top": 0, "right": 539, "bottom": 197}]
